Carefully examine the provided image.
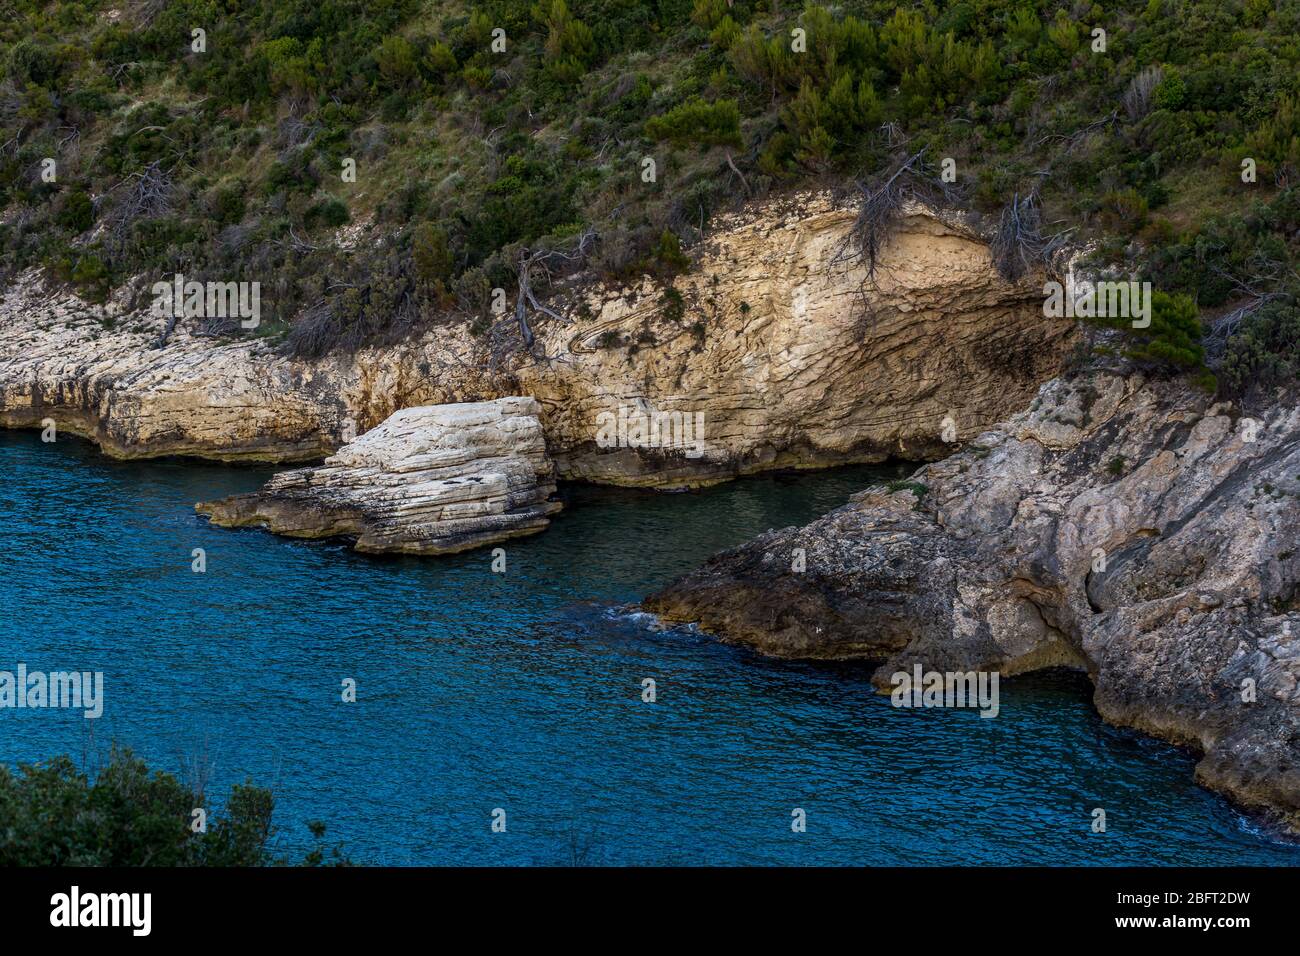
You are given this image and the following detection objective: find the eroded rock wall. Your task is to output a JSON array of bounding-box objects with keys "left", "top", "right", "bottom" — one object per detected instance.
[
  {"left": 0, "top": 275, "right": 506, "bottom": 461},
  {"left": 0, "top": 193, "right": 1075, "bottom": 485},
  {"left": 522, "top": 194, "right": 1075, "bottom": 486}
]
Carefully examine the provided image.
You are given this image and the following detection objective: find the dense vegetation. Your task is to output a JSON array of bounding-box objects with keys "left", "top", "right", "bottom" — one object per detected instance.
[
  {"left": 0, "top": 748, "right": 347, "bottom": 865},
  {"left": 1, "top": 0, "right": 1297, "bottom": 393}
]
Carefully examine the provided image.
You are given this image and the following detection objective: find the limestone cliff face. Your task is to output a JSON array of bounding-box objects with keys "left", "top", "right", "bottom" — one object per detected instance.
[
  {"left": 522, "top": 194, "right": 1075, "bottom": 487},
  {"left": 196, "top": 397, "right": 560, "bottom": 555},
  {"left": 645, "top": 370, "right": 1300, "bottom": 827},
  {"left": 0, "top": 193, "right": 1075, "bottom": 485},
  {"left": 0, "top": 275, "right": 507, "bottom": 462}
]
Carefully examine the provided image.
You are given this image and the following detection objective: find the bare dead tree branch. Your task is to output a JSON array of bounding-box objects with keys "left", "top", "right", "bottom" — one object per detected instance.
[
  {"left": 507, "top": 229, "right": 599, "bottom": 357},
  {"left": 1201, "top": 265, "right": 1296, "bottom": 363},
  {"left": 277, "top": 224, "right": 319, "bottom": 255},
  {"left": 152, "top": 312, "right": 179, "bottom": 350},
  {"left": 725, "top": 151, "right": 751, "bottom": 197},
  {"left": 102, "top": 160, "right": 173, "bottom": 258},
  {"left": 989, "top": 188, "right": 1071, "bottom": 283},
  {"left": 1123, "top": 66, "right": 1164, "bottom": 122},
  {"left": 834, "top": 148, "right": 961, "bottom": 278},
  {"left": 128, "top": 0, "right": 167, "bottom": 27},
  {"left": 1028, "top": 109, "right": 1119, "bottom": 154}
]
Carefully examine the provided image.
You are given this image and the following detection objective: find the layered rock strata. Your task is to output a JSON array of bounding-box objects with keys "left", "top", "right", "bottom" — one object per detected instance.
[
  {"left": 523, "top": 194, "right": 1075, "bottom": 486},
  {"left": 0, "top": 276, "right": 505, "bottom": 462},
  {"left": 0, "top": 193, "right": 1075, "bottom": 486},
  {"left": 196, "top": 397, "right": 560, "bottom": 555}
]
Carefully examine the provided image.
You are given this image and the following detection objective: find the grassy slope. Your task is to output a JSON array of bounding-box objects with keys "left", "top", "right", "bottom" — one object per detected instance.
[{"left": 1, "top": 0, "right": 1297, "bottom": 383}]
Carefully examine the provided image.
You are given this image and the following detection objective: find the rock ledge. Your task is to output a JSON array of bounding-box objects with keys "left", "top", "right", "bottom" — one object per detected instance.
[
  {"left": 647, "top": 370, "right": 1300, "bottom": 828},
  {"left": 196, "top": 397, "right": 560, "bottom": 554}
]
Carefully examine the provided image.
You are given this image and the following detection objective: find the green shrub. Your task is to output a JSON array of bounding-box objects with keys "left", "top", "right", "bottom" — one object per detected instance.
[
  {"left": 264, "top": 157, "right": 318, "bottom": 196},
  {"left": 2, "top": 0, "right": 1298, "bottom": 370},
  {"left": 0, "top": 748, "right": 347, "bottom": 866},
  {"left": 70, "top": 253, "right": 108, "bottom": 301},
  {"left": 709, "top": 16, "right": 741, "bottom": 49},
  {"left": 207, "top": 182, "right": 246, "bottom": 227},
  {"left": 659, "top": 286, "right": 686, "bottom": 322},
  {"left": 54, "top": 188, "right": 93, "bottom": 232},
  {"left": 6, "top": 37, "right": 60, "bottom": 87},
  {"left": 306, "top": 196, "right": 350, "bottom": 229},
  {"left": 690, "top": 0, "right": 730, "bottom": 31},
  {"left": 374, "top": 35, "right": 420, "bottom": 89},
  {"left": 1096, "top": 290, "right": 1207, "bottom": 372},
  {"left": 1219, "top": 300, "right": 1300, "bottom": 400},
  {"left": 1153, "top": 70, "right": 1185, "bottom": 110},
  {"left": 535, "top": 0, "right": 595, "bottom": 84},
  {"left": 412, "top": 222, "right": 453, "bottom": 286},
  {"left": 1100, "top": 188, "right": 1150, "bottom": 232},
  {"left": 422, "top": 40, "right": 457, "bottom": 78},
  {"left": 645, "top": 230, "right": 691, "bottom": 275},
  {"left": 645, "top": 98, "right": 742, "bottom": 147}
]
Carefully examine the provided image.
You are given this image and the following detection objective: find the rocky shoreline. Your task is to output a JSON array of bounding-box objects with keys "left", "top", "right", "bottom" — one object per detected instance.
[
  {"left": 3, "top": 189, "right": 1295, "bottom": 832},
  {"left": 0, "top": 193, "right": 1073, "bottom": 488},
  {"left": 646, "top": 369, "right": 1300, "bottom": 829}
]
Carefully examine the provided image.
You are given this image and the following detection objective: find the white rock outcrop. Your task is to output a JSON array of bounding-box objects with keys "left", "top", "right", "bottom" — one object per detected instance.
[
  {"left": 648, "top": 371, "right": 1300, "bottom": 827},
  {"left": 196, "top": 397, "right": 561, "bottom": 555}
]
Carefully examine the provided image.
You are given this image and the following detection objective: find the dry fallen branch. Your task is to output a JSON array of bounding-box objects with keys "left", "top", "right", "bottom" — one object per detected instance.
[
  {"left": 277, "top": 224, "right": 319, "bottom": 255},
  {"left": 725, "top": 151, "right": 751, "bottom": 197},
  {"left": 1028, "top": 109, "right": 1119, "bottom": 156},
  {"left": 128, "top": 0, "right": 167, "bottom": 27},
  {"left": 102, "top": 161, "right": 173, "bottom": 257},
  {"left": 989, "top": 189, "right": 1070, "bottom": 283},
  {"left": 835, "top": 148, "right": 962, "bottom": 278},
  {"left": 1201, "top": 264, "right": 1296, "bottom": 363}
]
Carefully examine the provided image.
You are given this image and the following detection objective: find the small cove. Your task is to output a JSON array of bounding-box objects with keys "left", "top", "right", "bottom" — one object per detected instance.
[{"left": 1, "top": 429, "right": 1296, "bottom": 865}]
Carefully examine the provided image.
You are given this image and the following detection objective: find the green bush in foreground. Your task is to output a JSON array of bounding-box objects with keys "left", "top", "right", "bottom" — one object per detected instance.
[{"left": 0, "top": 747, "right": 348, "bottom": 866}]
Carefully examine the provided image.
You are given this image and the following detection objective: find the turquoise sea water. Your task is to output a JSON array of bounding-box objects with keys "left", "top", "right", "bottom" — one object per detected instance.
[{"left": 0, "top": 428, "right": 1296, "bottom": 865}]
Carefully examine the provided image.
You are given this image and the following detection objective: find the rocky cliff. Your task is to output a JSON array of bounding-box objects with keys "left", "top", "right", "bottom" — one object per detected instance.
[
  {"left": 646, "top": 369, "right": 1300, "bottom": 827},
  {"left": 196, "top": 397, "right": 560, "bottom": 555},
  {"left": 7, "top": 186, "right": 1296, "bottom": 829},
  {"left": 0, "top": 193, "right": 1075, "bottom": 486},
  {"left": 0, "top": 274, "right": 505, "bottom": 462},
  {"left": 523, "top": 194, "right": 1075, "bottom": 486}
]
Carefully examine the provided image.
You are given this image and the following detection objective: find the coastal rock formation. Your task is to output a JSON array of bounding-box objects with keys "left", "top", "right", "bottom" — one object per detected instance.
[
  {"left": 523, "top": 193, "right": 1075, "bottom": 487},
  {"left": 646, "top": 370, "right": 1300, "bottom": 827},
  {"left": 0, "top": 274, "right": 506, "bottom": 462},
  {"left": 0, "top": 192, "right": 1076, "bottom": 486},
  {"left": 196, "top": 397, "right": 560, "bottom": 555}
]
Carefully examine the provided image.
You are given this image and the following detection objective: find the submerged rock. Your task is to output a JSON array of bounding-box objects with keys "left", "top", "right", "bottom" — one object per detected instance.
[
  {"left": 196, "top": 397, "right": 561, "bottom": 555},
  {"left": 646, "top": 369, "right": 1300, "bottom": 828}
]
